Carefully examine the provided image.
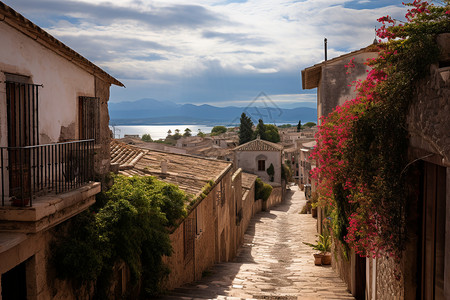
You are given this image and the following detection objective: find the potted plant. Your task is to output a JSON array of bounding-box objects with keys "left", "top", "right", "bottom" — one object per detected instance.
[{"left": 303, "top": 234, "right": 332, "bottom": 265}]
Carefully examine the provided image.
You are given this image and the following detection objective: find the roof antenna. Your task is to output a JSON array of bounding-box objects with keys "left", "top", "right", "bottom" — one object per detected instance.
[
  {"left": 324, "top": 38, "right": 328, "bottom": 61},
  {"left": 373, "top": 27, "right": 378, "bottom": 45}
]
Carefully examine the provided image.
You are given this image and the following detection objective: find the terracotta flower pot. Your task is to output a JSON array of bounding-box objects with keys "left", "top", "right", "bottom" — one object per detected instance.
[
  {"left": 321, "top": 252, "right": 332, "bottom": 265},
  {"left": 313, "top": 253, "right": 324, "bottom": 265}
]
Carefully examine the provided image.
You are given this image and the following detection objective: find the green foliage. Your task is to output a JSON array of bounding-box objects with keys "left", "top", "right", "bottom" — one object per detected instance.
[
  {"left": 183, "top": 128, "right": 192, "bottom": 137},
  {"left": 197, "top": 129, "right": 206, "bottom": 138},
  {"left": 141, "top": 134, "right": 152, "bottom": 142},
  {"left": 172, "top": 129, "right": 182, "bottom": 140},
  {"left": 254, "top": 119, "right": 281, "bottom": 143},
  {"left": 303, "top": 234, "right": 331, "bottom": 253},
  {"left": 211, "top": 125, "right": 227, "bottom": 136},
  {"left": 255, "top": 177, "right": 273, "bottom": 201},
  {"left": 266, "top": 163, "right": 275, "bottom": 182},
  {"left": 239, "top": 113, "right": 254, "bottom": 145},
  {"left": 281, "top": 163, "right": 292, "bottom": 182},
  {"left": 303, "top": 122, "right": 316, "bottom": 128},
  {"left": 52, "top": 175, "right": 188, "bottom": 297},
  {"left": 277, "top": 124, "right": 292, "bottom": 128}
]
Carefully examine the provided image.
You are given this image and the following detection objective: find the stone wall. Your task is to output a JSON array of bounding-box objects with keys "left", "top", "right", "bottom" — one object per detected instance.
[
  {"left": 376, "top": 256, "right": 403, "bottom": 299},
  {"left": 94, "top": 76, "right": 112, "bottom": 181}
]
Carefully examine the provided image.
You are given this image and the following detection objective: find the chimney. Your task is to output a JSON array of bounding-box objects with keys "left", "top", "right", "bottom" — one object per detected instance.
[{"left": 161, "top": 160, "right": 168, "bottom": 174}]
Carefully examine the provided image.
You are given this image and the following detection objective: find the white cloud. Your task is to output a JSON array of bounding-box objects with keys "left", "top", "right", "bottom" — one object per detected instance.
[{"left": 4, "top": 0, "right": 406, "bottom": 103}]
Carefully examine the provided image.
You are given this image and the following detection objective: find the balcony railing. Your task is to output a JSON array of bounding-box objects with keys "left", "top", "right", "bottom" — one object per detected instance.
[{"left": 0, "top": 139, "right": 95, "bottom": 207}]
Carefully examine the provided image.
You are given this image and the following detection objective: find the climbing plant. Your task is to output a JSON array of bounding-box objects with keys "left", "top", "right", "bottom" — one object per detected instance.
[
  {"left": 311, "top": 0, "right": 449, "bottom": 265},
  {"left": 52, "top": 175, "right": 188, "bottom": 297}
]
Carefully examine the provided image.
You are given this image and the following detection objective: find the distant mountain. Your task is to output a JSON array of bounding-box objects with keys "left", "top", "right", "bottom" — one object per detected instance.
[{"left": 109, "top": 98, "right": 317, "bottom": 126}]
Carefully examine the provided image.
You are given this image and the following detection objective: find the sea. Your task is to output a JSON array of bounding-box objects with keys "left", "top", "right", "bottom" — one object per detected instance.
[{"left": 109, "top": 125, "right": 215, "bottom": 140}]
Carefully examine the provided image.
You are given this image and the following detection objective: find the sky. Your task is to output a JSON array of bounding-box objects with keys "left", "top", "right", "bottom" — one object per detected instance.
[{"left": 4, "top": 0, "right": 407, "bottom": 108}]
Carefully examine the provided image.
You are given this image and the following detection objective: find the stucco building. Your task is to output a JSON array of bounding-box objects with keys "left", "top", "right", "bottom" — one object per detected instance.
[
  {"left": 233, "top": 138, "right": 284, "bottom": 184},
  {"left": 0, "top": 2, "right": 122, "bottom": 299}
]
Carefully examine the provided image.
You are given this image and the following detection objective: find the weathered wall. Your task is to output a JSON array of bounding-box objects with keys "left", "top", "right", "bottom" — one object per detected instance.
[
  {"left": 318, "top": 52, "right": 377, "bottom": 123},
  {"left": 407, "top": 36, "right": 450, "bottom": 166},
  {"left": 376, "top": 256, "right": 404, "bottom": 299},
  {"left": 0, "top": 21, "right": 95, "bottom": 145},
  {"left": 0, "top": 198, "right": 98, "bottom": 300},
  {"left": 235, "top": 151, "right": 282, "bottom": 184},
  {"left": 94, "top": 77, "right": 112, "bottom": 179}
]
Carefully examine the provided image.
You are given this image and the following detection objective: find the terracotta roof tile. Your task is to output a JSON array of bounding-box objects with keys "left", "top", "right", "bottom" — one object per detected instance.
[
  {"left": 234, "top": 138, "right": 283, "bottom": 152},
  {"left": 110, "top": 141, "right": 232, "bottom": 198}
]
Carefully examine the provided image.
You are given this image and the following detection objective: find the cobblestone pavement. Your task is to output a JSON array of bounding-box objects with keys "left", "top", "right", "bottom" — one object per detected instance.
[{"left": 157, "top": 185, "right": 354, "bottom": 300}]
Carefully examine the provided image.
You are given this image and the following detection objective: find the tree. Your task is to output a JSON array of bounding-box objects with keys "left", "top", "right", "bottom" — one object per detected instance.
[
  {"left": 141, "top": 134, "right": 152, "bottom": 142},
  {"left": 211, "top": 126, "right": 227, "bottom": 136},
  {"left": 183, "top": 128, "right": 192, "bottom": 137},
  {"left": 264, "top": 124, "right": 280, "bottom": 143},
  {"left": 197, "top": 129, "right": 205, "bottom": 138},
  {"left": 239, "top": 113, "right": 254, "bottom": 145},
  {"left": 303, "top": 122, "right": 316, "bottom": 128},
  {"left": 254, "top": 119, "right": 280, "bottom": 143},
  {"left": 266, "top": 163, "right": 275, "bottom": 182},
  {"left": 254, "top": 119, "right": 266, "bottom": 140},
  {"left": 172, "top": 129, "right": 182, "bottom": 140},
  {"left": 297, "top": 120, "right": 302, "bottom": 132},
  {"left": 166, "top": 130, "right": 172, "bottom": 139}
]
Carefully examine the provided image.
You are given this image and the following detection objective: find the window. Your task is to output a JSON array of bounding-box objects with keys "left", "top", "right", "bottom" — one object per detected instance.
[
  {"left": 79, "top": 96, "right": 100, "bottom": 142},
  {"left": 258, "top": 160, "right": 265, "bottom": 171}
]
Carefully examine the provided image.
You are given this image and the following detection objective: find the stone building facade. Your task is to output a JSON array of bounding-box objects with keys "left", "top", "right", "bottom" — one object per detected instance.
[
  {"left": 0, "top": 2, "right": 122, "bottom": 299},
  {"left": 302, "top": 35, "right": 450, "bottom": 300}
]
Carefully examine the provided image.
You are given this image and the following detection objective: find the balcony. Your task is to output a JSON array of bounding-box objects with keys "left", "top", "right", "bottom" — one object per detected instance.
[{"left": 0, "top": 140, "right": 99, "bottom": 233}]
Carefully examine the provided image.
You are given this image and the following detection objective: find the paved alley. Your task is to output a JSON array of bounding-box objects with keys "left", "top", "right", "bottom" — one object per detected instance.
[{"left": 157, "top": 185, "right": 354, "bottom": 300}]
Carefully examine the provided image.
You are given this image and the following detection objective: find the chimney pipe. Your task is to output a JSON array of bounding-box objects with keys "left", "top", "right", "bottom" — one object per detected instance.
[
  {"left": 161, "top": 160, "right": 168, "bottom": 174},
  {"left": 324, "top": 38, "right": 328, "bottom": 61}
]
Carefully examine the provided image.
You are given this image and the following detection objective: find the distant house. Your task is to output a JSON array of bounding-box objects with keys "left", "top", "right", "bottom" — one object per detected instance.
[
  {"left": 233, "top": 138, "right": 285, "bottom": 207},
  {"left": 110, "top": 140, "right": 266, "bottom": 291},
  {"left": 233, "top": 138, "right": 283, "bottom": 184},
  {"left": 0, "top": 2, "right": 122, "bottom": 299}
]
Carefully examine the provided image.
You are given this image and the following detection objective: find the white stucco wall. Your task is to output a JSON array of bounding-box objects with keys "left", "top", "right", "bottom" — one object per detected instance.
[
  {"left": 0, "top": 21, "right": 96, "bottom": 146},
  {"left": 235, "top": 151, "right": 282, "bottom": 183}
]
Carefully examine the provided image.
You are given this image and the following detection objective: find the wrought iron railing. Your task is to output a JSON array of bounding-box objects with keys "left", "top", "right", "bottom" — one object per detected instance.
[{"left": 0, "top": 140, "right": 95, "bottom": 207}]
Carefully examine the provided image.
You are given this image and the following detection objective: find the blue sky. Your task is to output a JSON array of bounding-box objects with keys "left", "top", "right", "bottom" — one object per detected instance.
[{"left": 4, "top": 0, "right": 406, "bottom": 108}]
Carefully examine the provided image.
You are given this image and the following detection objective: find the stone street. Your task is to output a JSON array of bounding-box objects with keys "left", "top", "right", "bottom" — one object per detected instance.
[{"left": 157, "top": 185, "right": 354, "bottom": 300}]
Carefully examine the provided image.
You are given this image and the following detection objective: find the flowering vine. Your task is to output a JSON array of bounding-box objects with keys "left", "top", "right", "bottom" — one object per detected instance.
[{"left": 311, "top": 0, "right": 449, "bottom": 269}]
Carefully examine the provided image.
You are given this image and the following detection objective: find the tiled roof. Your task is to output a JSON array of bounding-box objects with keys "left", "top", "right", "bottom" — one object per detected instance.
[
  {"left": 110, "top": 140, "right": 146, "bottom": 169},
  {"left": 110, "top": 141, "right": 232, "bottom": 198},
  {"left": 234, "top": 138, "right": 283, "bottom": 152},
  {"left": 0, "top": 2, "right": 123, "bottom": 87}
]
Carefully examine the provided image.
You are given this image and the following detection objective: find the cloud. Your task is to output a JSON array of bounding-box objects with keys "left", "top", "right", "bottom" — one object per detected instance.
[{"left": 3, "top": 0, "right": 406, "bottom": 106}]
